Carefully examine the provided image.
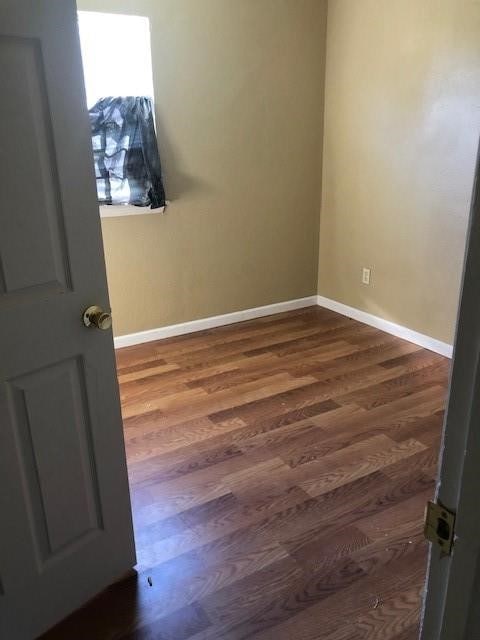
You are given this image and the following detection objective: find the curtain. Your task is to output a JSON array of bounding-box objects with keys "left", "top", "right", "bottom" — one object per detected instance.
[{"left": 88, "top": 96, "right": 166, "bottom": 209}]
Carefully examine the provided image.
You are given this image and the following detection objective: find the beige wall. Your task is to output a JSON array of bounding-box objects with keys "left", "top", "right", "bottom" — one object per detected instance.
[
  {"left": 78, "top": 0, "right": 328, "bottom": 337},
  {"left": 318, "top": 0, "right": 480, "bottom": 344}
]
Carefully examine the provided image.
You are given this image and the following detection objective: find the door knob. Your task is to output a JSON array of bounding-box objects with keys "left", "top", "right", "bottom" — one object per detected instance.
[{"left": 83, "top": 305, "right": 112, "bottom": 330}]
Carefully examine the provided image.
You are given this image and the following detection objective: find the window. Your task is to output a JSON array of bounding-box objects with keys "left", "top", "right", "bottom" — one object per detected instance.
[
  {"left": 78, "top": 12, "right": 154, "bottom": 109},
  {"left": 78, "top": 12, "right": 165, "bottom": 214}
]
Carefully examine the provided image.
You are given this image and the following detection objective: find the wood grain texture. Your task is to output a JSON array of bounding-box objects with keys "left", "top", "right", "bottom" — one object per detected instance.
[{"left": 40, "top": 307, "right": 449, "bottom": 640}]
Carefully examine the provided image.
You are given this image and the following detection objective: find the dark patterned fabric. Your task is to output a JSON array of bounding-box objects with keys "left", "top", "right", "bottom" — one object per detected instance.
[{"left": 88, "top": 96, "right": 166, "bottom": 209}]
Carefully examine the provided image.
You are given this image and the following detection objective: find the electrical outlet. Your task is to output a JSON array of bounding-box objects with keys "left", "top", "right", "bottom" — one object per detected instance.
[{"left": 362, "top": 267, "right": 371, "bottom": 285}]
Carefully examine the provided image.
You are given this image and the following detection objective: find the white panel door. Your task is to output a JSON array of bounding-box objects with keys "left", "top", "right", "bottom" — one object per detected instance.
[{"left": 0, "top": 2, "right": 136, "bottom": 638}]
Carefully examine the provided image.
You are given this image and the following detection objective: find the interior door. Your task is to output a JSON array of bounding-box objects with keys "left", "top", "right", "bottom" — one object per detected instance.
[
  {"left": 0, "top": 2, "right": 136, "bottom": 639},
  {"left": 421, "top": 141, "right": 480, "bottom": 638}
]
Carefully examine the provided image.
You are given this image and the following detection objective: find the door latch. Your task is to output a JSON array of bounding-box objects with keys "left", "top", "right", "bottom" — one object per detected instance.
[{"left": 424, "top": 501, "right": 456, "bottom": 556}]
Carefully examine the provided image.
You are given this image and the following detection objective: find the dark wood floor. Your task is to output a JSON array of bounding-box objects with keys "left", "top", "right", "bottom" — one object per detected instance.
[{"left": 41, "top": 306, "right": 449, "bottom": 640}]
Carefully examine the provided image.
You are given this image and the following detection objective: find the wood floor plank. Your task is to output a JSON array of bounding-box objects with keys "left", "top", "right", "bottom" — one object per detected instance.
[
  {"left": 355, "top": 489, "right": 433, "bottom": 542},
  {"left": 208, "top": 363, "right": 426, "bottom": 429},
  {"left": 135, "top": 484, "right": 313, "bottom": 566},
  {"left": 40, "top": 308, "right": 449, "bottom": 640},
  {"left": 169, "top": 322, "right": 349, "bottom": 368},
  {"left": 125, "top": 416, "right": 246, "bottom": 462},
  {"left": 119, "top": 602, "right": 212, "bottom": 640},
  {"left": 246, "top": 533, "right": 428, "bottom": 640},
  {"left": 335, "top": 361, "right": 449, "bottom": 410},
  {"left": 131, "top": 442, "right": 245, "bottom": 486},
  {"left": 123, "top": 372, "right": 318, "bottom": 426},
  {"left": 285, "top": 524, "right": 372, "bottom": 575},
  {"left": 293, "top": 469, "right": 434, "bottom": 549},
  {"left": 199, "top": 556, "right": 367, "bottom": 640},
  {"left": 185, "top": 340, "right": 365, "bottom": 394},
  {"left": 353, "top": 583, "right": 423, "bottom": 639},
  {"left": 298, "top": 437, "right": 427, "bottom": 497},
  {"left": 119, "top": 352, "right": 274, "bottom": 404},
  {"left": 118, "top": 363, "right": 180, "bottom": 384}
]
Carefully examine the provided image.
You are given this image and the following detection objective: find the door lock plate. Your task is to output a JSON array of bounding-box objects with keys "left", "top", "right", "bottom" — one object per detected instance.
[{"left": 424, "top": 501, "right": 456, "bottom": 555}]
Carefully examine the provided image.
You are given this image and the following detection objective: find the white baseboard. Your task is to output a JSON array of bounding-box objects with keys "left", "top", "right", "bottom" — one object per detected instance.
[
  {"left": 114, "top": 293, "right": 453, "bottom": 358},
  {"left": 114, "top": 296, "right": 318, "bottom": 349},
  {"left": 316, "top": 295, "right": 453, "bottom": 358}
]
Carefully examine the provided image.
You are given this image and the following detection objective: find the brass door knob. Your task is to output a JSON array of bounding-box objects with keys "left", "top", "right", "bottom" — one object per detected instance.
[{"left": 83, "top": 305, "right": 112, "bottom": 330}]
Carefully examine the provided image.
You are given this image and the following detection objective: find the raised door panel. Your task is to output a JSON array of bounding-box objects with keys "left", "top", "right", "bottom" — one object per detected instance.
[
  {"left": 6, "top": 357, "right": 103, "bottom": 568},
  {"left": 0, "top": 35, "right": 70, "bottom": 299},
  {"left": 7, "top": 358, "right": 102, "bottom": 571}
]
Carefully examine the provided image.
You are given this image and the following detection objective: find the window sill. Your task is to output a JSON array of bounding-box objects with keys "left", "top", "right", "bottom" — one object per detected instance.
[{"left": 99, "top": 204, "right": 166, "bottom": 218}]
